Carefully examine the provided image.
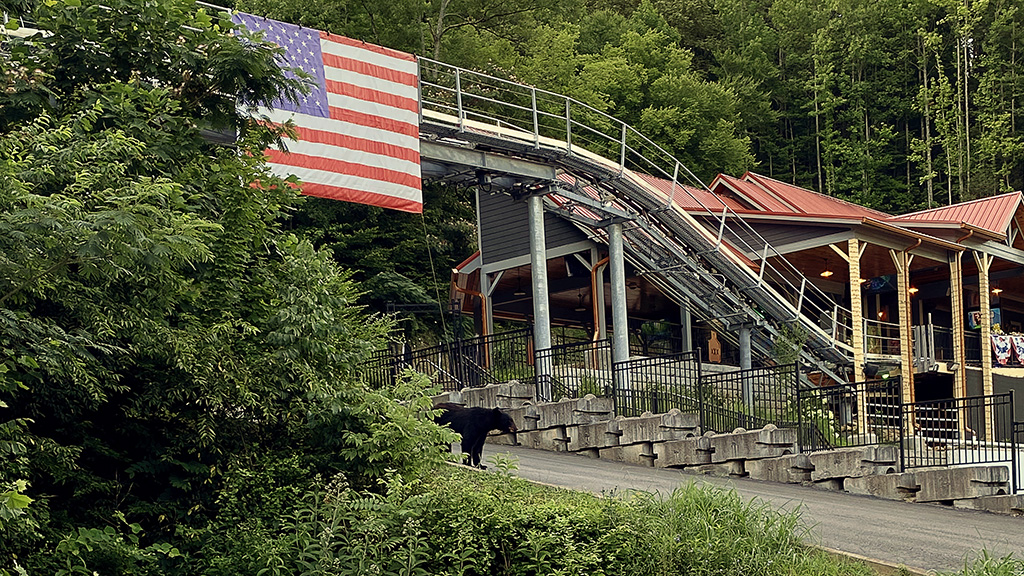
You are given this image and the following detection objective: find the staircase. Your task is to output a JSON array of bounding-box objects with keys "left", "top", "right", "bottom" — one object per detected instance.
[{"left": 417, "top": 58, "right": 855, "bottom": 384}]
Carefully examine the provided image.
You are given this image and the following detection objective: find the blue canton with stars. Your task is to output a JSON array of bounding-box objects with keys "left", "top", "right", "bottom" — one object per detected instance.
[{"left": 233, "top": 13, "right": 330, "bottom": 117}]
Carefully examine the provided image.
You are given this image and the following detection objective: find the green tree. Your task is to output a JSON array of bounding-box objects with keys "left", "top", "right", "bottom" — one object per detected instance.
[{"left": 0, "top": 1, "right": 452, "bottom": 573}]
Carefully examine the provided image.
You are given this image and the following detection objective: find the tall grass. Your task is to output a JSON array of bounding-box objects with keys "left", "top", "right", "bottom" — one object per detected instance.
[{"left": 198, "top": 463, "right": 1021, "bottom": 576}]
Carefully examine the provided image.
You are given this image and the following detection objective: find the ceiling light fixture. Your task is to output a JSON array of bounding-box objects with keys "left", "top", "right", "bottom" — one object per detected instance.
[
  {"left": 820, "top": 258, "right": 834, "bottom": 278},
  {"left": 574, "top": 290, "right": 587, "bottom": 312},
  {"left": 514, "top": 267, "right": 527, "bottom": 296}
]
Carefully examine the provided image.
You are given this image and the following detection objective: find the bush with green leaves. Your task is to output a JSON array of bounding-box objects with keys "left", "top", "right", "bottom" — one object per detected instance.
[
  {"left": 197, "top": 464, "right": 881, "bottom": 576},
  {"left": 0, "top": 0, "right": 457, "bottom": 573}
]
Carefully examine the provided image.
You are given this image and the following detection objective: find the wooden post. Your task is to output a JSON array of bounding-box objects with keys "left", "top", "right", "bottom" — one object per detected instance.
[
  {"left": 890, "top": 248, "right": 915, "bottom": 437},
  {"left": 974, "top": 251, "right": 994, "bottom": 442},
  {"left": 949, "top": 251, "right": 968, "bottom": 442},
  {"left": 949, "top": 252, "right": 967, "bottom": 398},
  {"left": 848, "top": 239, "right": 868, "bottom": 434}
]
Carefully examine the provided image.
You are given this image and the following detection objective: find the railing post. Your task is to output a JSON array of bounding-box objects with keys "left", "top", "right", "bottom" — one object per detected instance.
[
  {"left": 797, "top": 382, "right": 804, "bottom": 452},
  {"left": 1010, "top": 390, "right": 1017, "bottom": 493},
  {"left": 668, "top": 161, "right": 679, "bottom": 208},
  {"left": 455, "top": 68, "right": 464, "bottom": 132},
  {"left": 618, "top": 124, "right": 627, "bottom": 175},
  {"left": 531, "top": 87, "right": 539, "bottom": 148},
  {"left": 416, "top": 60, "right": 423, "bottom": 125},
  {"left": 565, "top": 99, "right": 572, "bottom": 152},
  {"left": 795, "top": 278, "right": 807, "bottom": 320},
  {"left": 758, "top": 243, "right": 770, "bottom": 283}
]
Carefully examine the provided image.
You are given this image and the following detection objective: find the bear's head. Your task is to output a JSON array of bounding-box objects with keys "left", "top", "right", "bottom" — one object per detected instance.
[{"left": 494, "top": 408, "right": 517, "bottom": 434}]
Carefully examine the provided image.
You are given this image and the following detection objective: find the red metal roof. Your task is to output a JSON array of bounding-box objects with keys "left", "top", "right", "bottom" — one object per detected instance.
[
  {"left": 743, "top": 172, "right": 893, "bottom": 219},
  {"left": 891, "top": 192, "right": 1023, "bottom": 235},
  {"left": 712, "top": 174, "right": 795, "bottom": 213},
  {"left": 633, "top": 172, "right": 735, "bottom": 212}
]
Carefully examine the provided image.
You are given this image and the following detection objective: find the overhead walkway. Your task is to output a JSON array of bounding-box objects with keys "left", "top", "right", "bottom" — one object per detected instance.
[{"left": 417, "top": 59, "right": 854, "bottom": 383}]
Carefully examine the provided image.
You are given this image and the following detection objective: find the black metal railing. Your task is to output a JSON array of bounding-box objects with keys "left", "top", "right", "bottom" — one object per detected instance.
[
  {"left": 697, "top": 364, "right": 799, "bottom": 433},
  {"left": 627, "top": 319, "right": 688, "bottom": 358},
  {"left": 965, "top": 331, "right": 982, "bottom": 364},
  {"left": 920, "top": 324, "right": 985, "bottom": 366},
  {"left": 360, "top": 328, "right": 534, "bottom": 391},
  {"left": 613, "top": 351, "right": 701, "bottom": 417},
  {"left": 901, "top": 392, "right": 1017, "bottom": 491},
  {"left": 361, "top": 347, "right": 402, "bottom": 388},
  {"left": 692, "top": 326, "right": 741, "bottom": 366},
  {"left": 796, "top": 378, "right": 902, "bottom": 452},
  {"left": 1015, "top": 421, "right": 1024, "bottom": 493},
  {"left": 534, "top": 339, "right": 613, "bottom": 402}
]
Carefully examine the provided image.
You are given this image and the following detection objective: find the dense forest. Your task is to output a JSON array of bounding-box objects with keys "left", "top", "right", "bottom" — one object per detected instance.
[
  {"left": 237, "top": 0, "right": 1024, "bottom": 214},
  {"left": 231, "top": 0, "right": 1024, "bottom": 333},
  {"left": 1, "top": 0, "right": 1023, "bottom": 574}
]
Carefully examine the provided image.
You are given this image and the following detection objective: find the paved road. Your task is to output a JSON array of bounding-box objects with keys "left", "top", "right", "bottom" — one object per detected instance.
[{"left": 496, "top": 445, "right": 1024, "bottom": 573}]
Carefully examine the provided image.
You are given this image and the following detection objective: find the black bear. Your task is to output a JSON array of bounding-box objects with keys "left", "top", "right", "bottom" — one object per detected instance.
[{"left": 434, "top": 402, "right": 517, "bottom": 468}]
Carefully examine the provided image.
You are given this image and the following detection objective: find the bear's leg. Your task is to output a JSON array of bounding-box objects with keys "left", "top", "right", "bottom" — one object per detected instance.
[
  {"left": 471, "top": 433, "right": 488, "bottom": 469},
  {"left": 460, "top": 433, "right": 475, "bottom": 466}
]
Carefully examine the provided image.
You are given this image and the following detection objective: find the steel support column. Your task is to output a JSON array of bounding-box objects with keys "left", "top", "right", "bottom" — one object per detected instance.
[
  {"left": 680, "top": 303, "right": 692, "bottom": 353},
  {"left": 739, "top": 323, "right": 753, "bottom": 415},
  {"left": 528, "top": 194, "right": 552, "bottom": 399},
  {"left": 608, "top": 222, "right": 630, "bottom": 370}
]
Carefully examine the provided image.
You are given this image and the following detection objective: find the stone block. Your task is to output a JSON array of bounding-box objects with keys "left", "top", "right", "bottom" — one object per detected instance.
[
  {"left": 430, "top": 391, "right": 459, "bottom": 405},
  {"left": 811, "top": 478, "right": 845, "bottom": 491},
  {"left": 516, "top": 426, "right": 570, "bottom": 452},
  {"left": 534, "top": 398, "right": 577, "bottom": 429},
  {"left": 915, "top": 465, "right": 1010, "bottom": 503},
  {"left": 844, "top": 473, "right": 919, "bottom": 501},
  {"left": 501, "top": 403, "right": 538, "bottom": 432},
  {"left": 654, "top": 435, "right": 713, "bottom": 468},
  {"left": 745, "top": 454, "right": 813, "bottom": 484},
  {"left": 690, "top": 460, "right": 745, "bottom": 477},
  {"left": 661, "top": 408, "right": 700, "bottom": 436},
  {"left": 574, "top": 394, "right": 614, "bottom": 424},
  {"left": 460, "top": 384, "right": 500, "bottom": 408},
  {"left": 708, "top": 425, "right": 797, "bottom": 463},
  {"left": 486, "top": 431, "right": 518, "bottom": 446},
  {"left": 599, "top": 442, "right": 657, "bottom": 467},
  {"left": 496, "top": 380, "right": 534, "bottom": 408},
  {"left": 567, "top": 420, "right": 621, "bottom": 451},
  {"left": 809, "top": 446, "right": 899, "bottom": 482},
  {"left": 617, "top": 413, "right": 666, "bottom": 445},
  {"left": 953, "top": 494, "right": 1024, "bottom": 516}
]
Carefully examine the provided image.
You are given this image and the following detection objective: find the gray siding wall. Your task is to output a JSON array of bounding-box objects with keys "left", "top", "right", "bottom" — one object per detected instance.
[{"left": 478, "top": 191, "right": 589, "bottom": 265}]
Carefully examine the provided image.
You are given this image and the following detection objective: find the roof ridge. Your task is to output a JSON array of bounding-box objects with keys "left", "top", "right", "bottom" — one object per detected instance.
[{"left": 744, "top": 172, "right": 893, "bottom": 217}]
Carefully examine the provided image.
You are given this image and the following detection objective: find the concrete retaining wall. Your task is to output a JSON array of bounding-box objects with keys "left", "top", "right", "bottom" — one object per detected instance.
[{"left": 433, "top": 383, "right": 1021, "bottom": 517}]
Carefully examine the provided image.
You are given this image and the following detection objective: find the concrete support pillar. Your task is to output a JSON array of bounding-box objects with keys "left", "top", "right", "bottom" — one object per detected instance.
[
  {"left": 528, "top": 194, "right": 552, "bottom": 398},
  {"left": 739, "top": 323, "right": 753, "bottom": 416},
  {"left": 680, "top": 303, "right": 692, "bottom": 353},
  {"left": 608, "top": 222, "right": 629, "bottom": 365},
  {"left": 890, "top": 248, "right": 915, "bottom": 435},
  {"left": 481, "top": 270, "right": 495, "bottom": 339},
  {"left": 739, "top": 324, "right": 752, "bottom": 371},
  {"left": 974, "top": 251, "right": 994, "bottom": 442}
]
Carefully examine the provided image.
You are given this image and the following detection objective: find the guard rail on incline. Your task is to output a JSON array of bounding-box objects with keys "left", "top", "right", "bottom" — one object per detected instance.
[{"left": 417, "top": 58, "right": 854, "bottom": 382}]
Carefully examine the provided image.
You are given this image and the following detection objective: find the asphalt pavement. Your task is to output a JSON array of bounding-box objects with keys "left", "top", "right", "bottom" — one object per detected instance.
[{"left": 494, "top": 444, "right": 1024, "bottom": 573}]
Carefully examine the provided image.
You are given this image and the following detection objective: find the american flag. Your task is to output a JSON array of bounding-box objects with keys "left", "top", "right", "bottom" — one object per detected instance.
[{"left": 233, "top": 13, "right": 422, "bottom": 213}]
